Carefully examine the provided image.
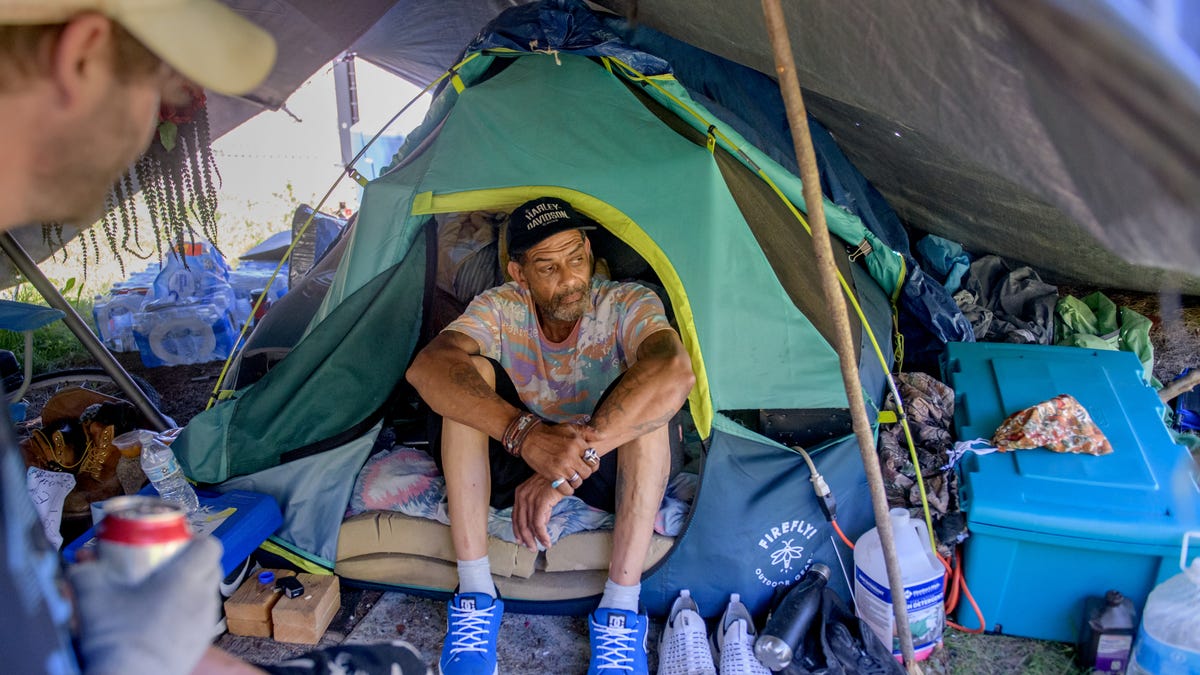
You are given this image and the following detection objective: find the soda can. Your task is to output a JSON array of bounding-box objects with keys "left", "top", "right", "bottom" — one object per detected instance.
[{"left": 97, "top": 495, "right": 192, "bottom": 584}]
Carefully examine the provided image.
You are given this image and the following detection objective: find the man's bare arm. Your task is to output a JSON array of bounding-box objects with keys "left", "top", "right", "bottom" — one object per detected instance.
[
  {"left": 587, "top": 329, "right": 695, "bottom": 454},
  {"left": 407, "top": 330, "right": 598, "bottom": 487},
  {"left": 406, "top": 330, "right": 519, "bottom": 440}
]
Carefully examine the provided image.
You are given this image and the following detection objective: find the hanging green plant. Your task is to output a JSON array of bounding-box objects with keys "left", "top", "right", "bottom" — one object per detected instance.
[{"left": 52, "top": 82, "right": 223, "bottom": 280}]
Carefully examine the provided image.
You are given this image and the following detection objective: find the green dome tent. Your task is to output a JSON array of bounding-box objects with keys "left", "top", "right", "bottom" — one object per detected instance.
[{"left": 174, "top": 5, "right": 904, "bottom": 615}]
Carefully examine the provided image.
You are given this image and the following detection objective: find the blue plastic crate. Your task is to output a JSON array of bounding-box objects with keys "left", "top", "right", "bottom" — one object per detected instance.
[
  {"left": 942, "top": 343, "right": 1200, "bottom": 642},
  {"left": 63, "top": 489, "right": 282, "bottom": 576},
  {"left": 1176, "top": 370, "right": 1200, "bottom": 432}
]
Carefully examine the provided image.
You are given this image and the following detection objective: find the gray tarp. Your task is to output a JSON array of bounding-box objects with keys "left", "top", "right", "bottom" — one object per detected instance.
[{"left": 7, "top": 0, "right": 1200, "bottom": 294}]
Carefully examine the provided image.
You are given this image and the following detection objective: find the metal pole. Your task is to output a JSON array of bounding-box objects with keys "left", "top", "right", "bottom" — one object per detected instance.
[
  {"left": 0, "top": 232, "right": 171, "bottom": 431},
  {"left": 760, "top": 1, "right": 922, "bottom": 671}
]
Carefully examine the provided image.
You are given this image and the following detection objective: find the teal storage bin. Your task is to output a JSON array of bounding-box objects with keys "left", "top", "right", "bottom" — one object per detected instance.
[{"left": 942, "top": 343, "right": 1200, "bottom": 642}]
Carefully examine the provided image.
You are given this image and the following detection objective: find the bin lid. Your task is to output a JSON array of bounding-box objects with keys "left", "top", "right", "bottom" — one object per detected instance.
[{"left": 943, "top": 343, "right": 1200, "bottom": 548}]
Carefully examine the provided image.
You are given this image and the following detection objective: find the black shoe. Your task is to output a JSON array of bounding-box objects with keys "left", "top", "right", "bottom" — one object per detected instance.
[{"left": 261, "top": 641, "right": 430, "bottom": 675}]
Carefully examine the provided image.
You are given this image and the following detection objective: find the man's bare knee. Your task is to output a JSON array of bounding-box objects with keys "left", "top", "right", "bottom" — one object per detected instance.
[
  {"left": 615, "top": 425, "right": 672, "bottom": 507},
  {"left": 441, "top": 356, "right": 495, "bottom": 461},
  {"left": 619, "top": 424, "right": 671, "bottom": 457}
]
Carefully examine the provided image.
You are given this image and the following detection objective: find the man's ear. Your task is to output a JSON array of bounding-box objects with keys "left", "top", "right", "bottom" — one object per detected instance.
[
  {"left": 583, "top": 233, "right": 595, "bottom": 268},
  {"left": 49, "top": 13, "right": 114, "bottom": 109},
  {"left": 507, "top": 259, "right": 526, "bottom": 287}
]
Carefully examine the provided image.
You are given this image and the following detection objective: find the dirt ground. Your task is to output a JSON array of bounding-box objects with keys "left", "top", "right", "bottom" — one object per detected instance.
[{"left": 110, "top": 351, "right": 224, "bottom": 426}]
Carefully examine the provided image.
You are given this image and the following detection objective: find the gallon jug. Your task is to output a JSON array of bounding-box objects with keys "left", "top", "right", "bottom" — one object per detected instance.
[
  {"left": 1077, "top": 590, "right": 1136, "bottom": 672},
  {"left": 1128, "top": 532, "right": 1200, "bottom": 675},
  {"left": 853, "top": 508, "right": 944, "bottom": 661}
]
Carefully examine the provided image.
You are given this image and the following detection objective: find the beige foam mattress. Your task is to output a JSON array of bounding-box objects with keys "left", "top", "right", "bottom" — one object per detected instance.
[{"left": 336, "top": 511, "right": 674, "bottom": 601}]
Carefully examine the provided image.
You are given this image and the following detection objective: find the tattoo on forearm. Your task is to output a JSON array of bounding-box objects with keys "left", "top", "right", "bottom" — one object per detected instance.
[
  {"left": 591, "top": 389, "right": 628, "bottom": 430},
  {"left": 639, "top": 331, "right": 677, "bottom": 360},
  {"left": 449, "top": 362, "right": 498, "bottom": 400}
]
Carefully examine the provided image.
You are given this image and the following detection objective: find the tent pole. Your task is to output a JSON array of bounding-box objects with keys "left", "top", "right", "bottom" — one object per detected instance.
[
  {"left": 760, "top": 1, "right": 922, "bottom": 671},
  {"left": 0, "top": 232, "right": 171, "bottom": 432}
]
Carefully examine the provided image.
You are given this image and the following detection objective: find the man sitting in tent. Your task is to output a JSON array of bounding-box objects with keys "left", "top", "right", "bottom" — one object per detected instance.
[{"left": 407, "top": 196, "right": 695, "bottom": 675}]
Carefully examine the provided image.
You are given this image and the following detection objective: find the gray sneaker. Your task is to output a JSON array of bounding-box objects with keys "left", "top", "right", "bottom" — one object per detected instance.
[
  {"left": 658, "top": 589, "right": 716, "bottom": 675},
  {"left": 711, "top": 594, "right": 770, "bottom": 675}
]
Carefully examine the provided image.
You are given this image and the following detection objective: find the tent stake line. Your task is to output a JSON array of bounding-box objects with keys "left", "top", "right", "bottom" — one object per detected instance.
[
  {"left": 0, "top": 232, "right": 171, "bottom": 431},
  {"left": 760, "top": 1, "right": 922, "bottom": 671}
]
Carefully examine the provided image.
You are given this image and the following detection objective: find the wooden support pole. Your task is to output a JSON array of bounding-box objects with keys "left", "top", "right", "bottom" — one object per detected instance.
[
  {"left": 760, "top": 1, "right": 922, "bottom": 671},
  {"left": 1160, "top": 368, "right": 1200, "bottom": 404}
]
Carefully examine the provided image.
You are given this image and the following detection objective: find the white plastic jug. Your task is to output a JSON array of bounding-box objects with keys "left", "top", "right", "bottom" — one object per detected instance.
[
  {"left": 853, "top": 508, "right": 945, "bottom": 661},
  {"left": 1128, "top": 532, "right": 1200, "bottom": 675}
]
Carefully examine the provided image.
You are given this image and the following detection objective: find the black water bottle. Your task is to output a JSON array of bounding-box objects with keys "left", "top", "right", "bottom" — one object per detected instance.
[{"left": 755, "top": 563, "right": 831, "bottom": 671}]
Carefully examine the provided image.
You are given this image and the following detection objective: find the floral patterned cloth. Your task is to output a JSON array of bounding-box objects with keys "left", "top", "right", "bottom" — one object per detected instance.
[
  {"left": 991, "top": 394, "right": 1113, "bottom": 455},
  {"left": 347, "top": 445, "right": 696, "bottom": 546}
]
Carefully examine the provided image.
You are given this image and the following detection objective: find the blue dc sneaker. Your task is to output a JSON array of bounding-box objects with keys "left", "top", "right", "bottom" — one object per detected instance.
[
  {"left": 439, "top": 592, "right": 503, "bottom": 675},
  {"left": 587, "top": 607, "right": 650, "bottom": 675}
]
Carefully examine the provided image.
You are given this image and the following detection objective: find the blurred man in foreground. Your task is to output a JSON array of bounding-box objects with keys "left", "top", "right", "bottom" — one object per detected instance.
[{"left": 0, "top": 2, "right": 423, "bottom": 673}]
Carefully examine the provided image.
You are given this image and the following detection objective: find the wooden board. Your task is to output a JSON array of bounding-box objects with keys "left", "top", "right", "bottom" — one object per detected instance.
[
  {"left": 223, "top": 569, "right": 296, "bottom": 638},
  {"left": 271, "top": 574, "right": 340, "bottom": 644}
]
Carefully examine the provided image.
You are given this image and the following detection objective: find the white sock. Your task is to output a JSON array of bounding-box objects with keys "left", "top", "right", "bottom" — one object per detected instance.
[
  {"left": 599, "top": 578, "right": 640, "bottom": 613},
  {"left": 456, "top": 557, "right": 494, "bottom": 597}
]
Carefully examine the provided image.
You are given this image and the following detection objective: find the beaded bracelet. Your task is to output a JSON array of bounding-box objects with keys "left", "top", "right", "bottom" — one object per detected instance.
[
  {"left": 511, "top": 417, "right": 541, "bottom": 456},
  {"left": 501, "top": 412, "right": 531, "bottom": 450},
  {"left": 502, "top": 412, "right": 541, "bottom": 457}
]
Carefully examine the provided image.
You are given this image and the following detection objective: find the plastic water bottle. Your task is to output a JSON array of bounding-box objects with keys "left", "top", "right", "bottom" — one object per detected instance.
[
  {"left": 114, "top": 429, "right": 199, "bottom": 514},
  {"left": 1077, "top": 590, "right": 1136, "bottom": 672},
  {"left": 755, "top": 563, "right": 830, "bottom": 670},
  {"left": 1128, "top": 532, "right": 1200, "bottom": 675},
  {"left": 853, "top": 508, "right": 945, "bottom": 661}
]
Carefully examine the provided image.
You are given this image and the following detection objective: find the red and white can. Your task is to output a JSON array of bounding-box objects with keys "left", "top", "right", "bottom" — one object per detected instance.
[{"left": 97, "top": 495, "right": 192, "bottom": 584}]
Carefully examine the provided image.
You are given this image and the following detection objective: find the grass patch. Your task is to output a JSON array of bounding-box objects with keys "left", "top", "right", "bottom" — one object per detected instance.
[
  {"left": 945, "top": 631, "right": 1086, "bottom": 674},
  {"left": 0, "top": 290, "right": 96, "bottom": 374}
]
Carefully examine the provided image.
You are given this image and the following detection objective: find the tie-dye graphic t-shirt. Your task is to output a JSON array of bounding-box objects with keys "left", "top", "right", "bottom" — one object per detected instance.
[{"left": 444, "top": 279, "right": 671, "bottom": 422}]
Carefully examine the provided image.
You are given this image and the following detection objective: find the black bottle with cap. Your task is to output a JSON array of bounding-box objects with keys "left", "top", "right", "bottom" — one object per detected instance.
[{"left": 755, "top": 563, "right": 831, "bottom": 671}]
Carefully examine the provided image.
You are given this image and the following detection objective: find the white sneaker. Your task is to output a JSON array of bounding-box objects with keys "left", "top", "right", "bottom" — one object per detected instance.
[
  {"left": 658, "top": 589, "right": 717, "bottom": 675},
  {"left": 711, "top": 594, "right": 770, "bottom": 675}
]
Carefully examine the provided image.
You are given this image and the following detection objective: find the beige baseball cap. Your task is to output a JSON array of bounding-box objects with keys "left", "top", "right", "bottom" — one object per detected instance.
[{"left": 0, "top": 0, "right": 277, "bottom": 95}]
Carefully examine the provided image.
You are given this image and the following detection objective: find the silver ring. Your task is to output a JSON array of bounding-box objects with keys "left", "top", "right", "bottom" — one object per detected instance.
[
  {"left": 582, "top": 448, "right": 599, "bottom": 465},
  {"left": 570, "top": 472, "right": 581, "bottom": 483},
  {"left": 551, "top": 477, "right": 566, "bottom": 489}
]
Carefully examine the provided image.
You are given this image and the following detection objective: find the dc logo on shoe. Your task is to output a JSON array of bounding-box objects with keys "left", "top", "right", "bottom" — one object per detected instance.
[{"left": 754, "top": 518, "right": 820, "bottom": 588}]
